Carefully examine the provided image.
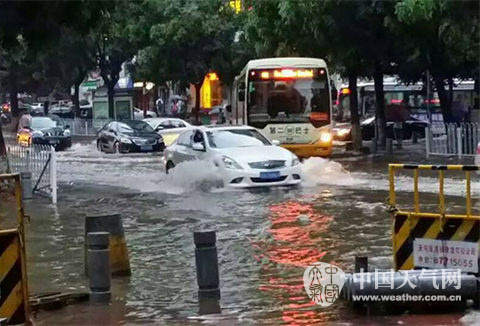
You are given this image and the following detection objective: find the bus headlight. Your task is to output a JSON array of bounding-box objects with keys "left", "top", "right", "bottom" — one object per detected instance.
[{"left": 320, "top": 132, "right": 332, "bottom": 143}]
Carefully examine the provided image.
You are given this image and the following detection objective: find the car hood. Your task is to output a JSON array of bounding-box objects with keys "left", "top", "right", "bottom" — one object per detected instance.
[
  {"left": 120, "top": 132, "right": 159, "bottom": 139},
  {"left": 34, "top": 127, "right": 64, "bottom": 134},
  {"left": 213, "top": 145, "right": 294, "bottom": 163}
]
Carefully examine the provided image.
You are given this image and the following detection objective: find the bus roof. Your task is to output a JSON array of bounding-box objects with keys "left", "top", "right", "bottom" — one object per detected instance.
[{"left": 244, "top": 57, "right": 327, "bottom": 71}]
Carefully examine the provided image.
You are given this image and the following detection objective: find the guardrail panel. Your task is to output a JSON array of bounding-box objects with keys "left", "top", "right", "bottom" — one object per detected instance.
[{"left": 389, "top": 164, "right": 480, "bottom": 273}]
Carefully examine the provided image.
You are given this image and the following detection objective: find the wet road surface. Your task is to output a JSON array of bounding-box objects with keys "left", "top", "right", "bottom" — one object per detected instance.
[{"left": 9, "top": 141, "right": 480, "bottom": 325}]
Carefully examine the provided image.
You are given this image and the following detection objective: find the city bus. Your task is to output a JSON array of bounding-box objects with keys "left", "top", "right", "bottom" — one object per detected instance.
[
  {"left": 333, "top": 77, "right": 476, "bottom": 140},
  {"left": 232, "top": 57, "right": 334, "bottom": 158}
]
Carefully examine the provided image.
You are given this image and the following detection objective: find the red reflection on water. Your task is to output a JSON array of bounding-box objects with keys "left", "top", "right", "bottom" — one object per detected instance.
[
  {"left": 266, "top": 201, "right": 332, "bottom": 267},
  {"left": 254, "top": 199, "right": 335, "bottom": 325}
]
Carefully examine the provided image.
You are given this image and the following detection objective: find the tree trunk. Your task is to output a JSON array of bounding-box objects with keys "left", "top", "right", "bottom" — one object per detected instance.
[
  {"left": 194, "top": 82, "right": 202, "bottom": 125},
  {"left": 9, "top": 72, "right": 19, "bottom": 117},
  {"left": 348, "top": 74, "right": 362, "bottom": 150},
  {"left": 73, "top": 82, "right": 81, "bottom": 116},
  {"left": 373, "top": 64, "right": 386, "bottom": 147},
  {"left": 448, "top": 77, "right": 454, "bottom": 112},
  {"left": 433, "top": 75, "right": 452, "bottom": 122},
  {"left": 0, "top": 124, "right": 9, "bottom": 173},
  {"left": 0, "top": 124, "right": 6, "bottom": 156},
  {"left": 474, "top": 73, "right": 479, "bottom": 111},
  {"left": 107, "top": 82, "right": 115, "bottom": 119}
]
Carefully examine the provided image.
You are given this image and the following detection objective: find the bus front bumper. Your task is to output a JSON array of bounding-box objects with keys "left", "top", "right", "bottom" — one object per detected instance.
[{"left": 282, "top": 142, "right": 332, "bottom": 158}]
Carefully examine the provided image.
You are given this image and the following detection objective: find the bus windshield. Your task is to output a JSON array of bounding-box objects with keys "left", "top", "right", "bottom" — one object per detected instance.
[{"left": 247, "top": 68, "right": 330, "bottom": 128}]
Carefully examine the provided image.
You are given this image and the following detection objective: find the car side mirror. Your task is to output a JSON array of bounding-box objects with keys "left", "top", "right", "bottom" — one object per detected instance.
[
  {"left": 155, "top": 126, "right": 164, "bottom": 131},
  {"left": 192, "top": 142, "right": 205, "bottom": 151},
  {"left": 272, "top": 140, "right": 280, "bottom": 146}
]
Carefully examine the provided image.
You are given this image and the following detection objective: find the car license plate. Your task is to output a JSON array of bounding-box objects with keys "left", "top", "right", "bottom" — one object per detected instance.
[
  {"left": 141, "top": 145, "right": 152, "bottom": 151},
  {"left": 49, "top": 140, "right": 59, "bottom": 144},
  {"left": 259, "top": 171, "right": 280, "bottom": 180}
]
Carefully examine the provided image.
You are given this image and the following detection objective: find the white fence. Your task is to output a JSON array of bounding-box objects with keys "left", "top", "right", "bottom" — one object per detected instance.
[
  {"left": 6, "top": 143, "right": 57, "bottom": 204},
  {"left": 426, "top": 122, "right": 480, "bottom": 157},
  {"left": 62, "top": 118, "right": 112, "bottom": 136}
]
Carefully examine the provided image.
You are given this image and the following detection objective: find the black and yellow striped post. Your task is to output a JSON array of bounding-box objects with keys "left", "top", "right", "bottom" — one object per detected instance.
[
  {"left": 389, "top": 164, "right": 480, "bottom": 271},
  {"left": 85, "top": 214, "right": 131, "bottom": 276},
  {"left": 0, "top": 174, "right": 30, "bottom": 325}
]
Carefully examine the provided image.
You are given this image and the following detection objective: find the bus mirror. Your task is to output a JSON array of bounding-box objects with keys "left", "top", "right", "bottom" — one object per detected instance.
[{"left": 238, "top": 89, "right": 245, "bottom": 102}]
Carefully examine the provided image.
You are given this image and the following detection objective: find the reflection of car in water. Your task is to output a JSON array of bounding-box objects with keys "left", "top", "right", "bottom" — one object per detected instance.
[
  {"left": 17, "top": 115, "right": 72, "bottom": 150},
  {"left": 96, "top": 120, "right": 165, "bottom": 154},
  {"left": 143, "top": 118, "right": 191, "bottom": 146},
  {"left": 164, "top": 125, "right": 301, "bottom": 188}
]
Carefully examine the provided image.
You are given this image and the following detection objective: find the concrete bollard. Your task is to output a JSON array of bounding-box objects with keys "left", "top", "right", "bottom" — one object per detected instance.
[
  {"left": 87, "top": 232, "right": 111, "bottom": 303},
  {"left": 85, "top": 214, "right": 131, "bottom": 277},
  {"left": 194, "top": 231, "right": 221, "bottom": 315},
  {"left": 20, "top": 171, "right": 32, "bottom": 200}
]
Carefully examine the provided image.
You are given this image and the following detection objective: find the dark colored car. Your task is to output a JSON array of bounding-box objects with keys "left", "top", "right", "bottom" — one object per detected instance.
[
  {"left": 97, "top": 120, "right": 165, "bottom": 154},
  {"left": 17, "top": 115, "right": 72, "bottom": 150},
  {"left": 360, "top": 115, "right": 429, "bottom": 140},
  {"left": 333, "top": 115, "right": 429, "bottom": 141}
]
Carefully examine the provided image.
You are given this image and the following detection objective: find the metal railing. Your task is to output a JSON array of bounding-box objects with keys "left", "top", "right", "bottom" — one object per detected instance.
[
  {"left": 62, "top": 118, "right": 112, "bottom": 136},
  {"left": 388, "top": 164, "right": 480, "bottom": 271},
  {"left": 6, "top": 143, "right": 57, "bottom": 204},
  {"left": 426, "top": 122, "right": 480, "bottom": 157},
  {"left": 388, "top": 164, "right": 479, "bottom": 220}
]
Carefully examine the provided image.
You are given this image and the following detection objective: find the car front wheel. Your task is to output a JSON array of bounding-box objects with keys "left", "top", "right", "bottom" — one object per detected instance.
[
  {"left": 97, "top": 140, "right": 103, "bottom": 152},
  {"left": 166, "top": 161, "right": 175, "bottom": 174}
]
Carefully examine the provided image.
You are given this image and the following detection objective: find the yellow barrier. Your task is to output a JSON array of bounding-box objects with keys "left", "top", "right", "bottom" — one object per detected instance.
[
  {"left": 389, "top": 164, "right": 480, "bottom": 271},
  {"left": 0, "top": 174, "right": 31, "bottom": 325}
]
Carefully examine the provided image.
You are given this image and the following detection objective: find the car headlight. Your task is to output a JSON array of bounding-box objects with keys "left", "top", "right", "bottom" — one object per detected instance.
[
  {"left": 120, "top": 137, "right": 132, "bottom": 144},
  {"left": 63, "top": 129, "right": 71, "bottom": 136},
  {"left": 222, "top": 156, "right": 243, "bottom": 169},
  {"left": 320, "top": 132, "right": 332, "bottom": 143},
  {"left": 337, "top": 128, "right": 350, "bottom": 137},
  {"left": 32, "top": 130, "right": 43, "bottom": 137},
  {"left": 291, "top": 156, "right": 300, "bottom": 166}
]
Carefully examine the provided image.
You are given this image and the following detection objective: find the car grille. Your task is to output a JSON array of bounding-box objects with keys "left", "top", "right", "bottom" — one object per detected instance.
[
  {"left": 45, "top": 131, "right": 63, "bottom": 136},
  {"left": 250, "top": 176, "right": 287, "bottom": 183},
  {"left": 248, "top": 160, "right": 286, "bottom": 169},
  {"left": 133, "top": 138, "right": 156, "bottom": 145}
]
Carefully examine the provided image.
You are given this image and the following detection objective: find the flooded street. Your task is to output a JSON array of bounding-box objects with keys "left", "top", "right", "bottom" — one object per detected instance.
[{"left": 20, "top": 142, "right": 479, "bottom": 325}]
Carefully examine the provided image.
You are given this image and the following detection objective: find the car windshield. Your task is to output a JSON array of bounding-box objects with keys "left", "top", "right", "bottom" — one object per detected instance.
[
  {"left": 31, "top": 117, "right": 57, "bottom": 129},
  {"left": 207, "top": 129, "right": 271, "bottom": 148},
  {"left": 118, "top": 121, "right": 154, "bottom": 133},
  {"left": 247, "top": 68, "right": 330, "bottom": 128}
]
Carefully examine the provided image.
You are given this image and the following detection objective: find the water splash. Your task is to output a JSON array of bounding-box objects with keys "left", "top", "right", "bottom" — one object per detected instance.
[
  {"left": 300, "top": 157, "right": 358, "bottom": 187},
  {"left": 159, "top": 160, "right": 224, "bottom": 194}
]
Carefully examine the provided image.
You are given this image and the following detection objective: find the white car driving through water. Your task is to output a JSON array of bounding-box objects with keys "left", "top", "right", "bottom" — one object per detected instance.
[{"left": 164, "top": 126, "right": 302, "bottom": 187}]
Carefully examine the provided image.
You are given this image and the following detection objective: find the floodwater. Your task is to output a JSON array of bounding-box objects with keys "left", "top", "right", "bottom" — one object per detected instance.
[{"left": 8, "top": 141, "right": 480, "bottom": 325}]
